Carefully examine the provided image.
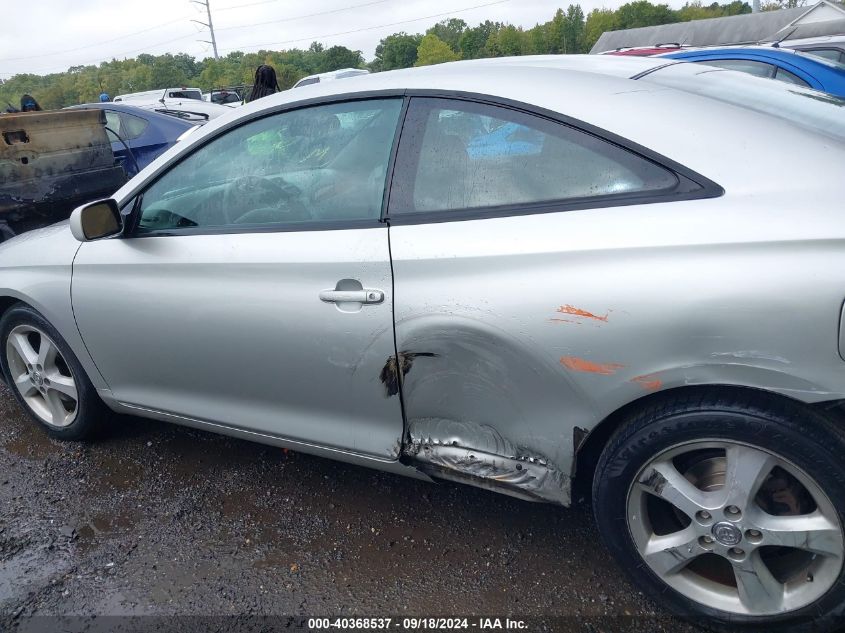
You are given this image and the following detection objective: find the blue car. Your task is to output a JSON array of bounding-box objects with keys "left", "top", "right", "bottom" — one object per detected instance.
[
  {"left": 661, "top": 46, "right": 845, "bottom": 97},
  {"left": 65, "top": 103, "right": 200, "bottom": 177}
]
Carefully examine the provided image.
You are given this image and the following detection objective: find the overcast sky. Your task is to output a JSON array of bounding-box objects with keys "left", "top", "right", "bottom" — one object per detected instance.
[{"left": 2, "top": 0, "right": 661, "bottom": 78}]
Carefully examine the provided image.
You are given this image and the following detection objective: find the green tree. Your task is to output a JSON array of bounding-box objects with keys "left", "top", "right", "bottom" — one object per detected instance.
[
  {"left": 762, "top": 0, "right": 805, "bottom": 9},
  {"left": 525, "top": 23, "right": 549, "bottom": 54},
  {"left": 458, "top": 20, "right": 501, "bottom": 59},
  {"left": 584, "top": 8, "right": 621, "bottom": 51},
  {"left": 370, "top": 33, "right": 422, "bottom": 71},
  {"left": 616, "top": 0, "right": 677, "bottom": 29},
  {"left": 486, "top": 25, "right": 527, "bottom": 57},
  {"left": 563, "top": 4, "right": 586, "bottom": 53},
  {"left": 319, "top": 46, "right": 364, "bottom": 72},
  {"left": 415, "top": 34, "right": 461, "bottom": 66},
  {"left": 547, "top": 8, "right": 566, "bottom": 53},
  {"left": 426, "top": 18, "right": 467, "bottom": 53}
]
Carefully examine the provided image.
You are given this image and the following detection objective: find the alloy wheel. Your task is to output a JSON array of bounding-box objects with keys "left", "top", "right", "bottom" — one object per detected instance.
[
  {"left": 627, "top": 439, "right": 844, "bottom": 616},
  {"left": 5, "top": 324, "right": 79, "bottom": 428}
]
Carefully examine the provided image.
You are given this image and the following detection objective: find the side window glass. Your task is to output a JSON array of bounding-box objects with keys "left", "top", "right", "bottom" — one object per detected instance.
[
  {"left": 389, "top": 98, "right": 678, "bottom": 215},
  {"left": 136, "top": 99, "right": 402, "bottom": 232},
  {"left": 104, "top": 110, "right": 121, "bottom": 143},
  {"left": 773, "top": 67, "right": 810, "bottom": 87},
  {"left": 698, "top": 59, "right": 775, "bottom": 78},
  {"left": 116, "top": 112, "right": 149, "bottom": 140},
  {"left": 803, "top": 49, "right": 843, "bottom": 63}
]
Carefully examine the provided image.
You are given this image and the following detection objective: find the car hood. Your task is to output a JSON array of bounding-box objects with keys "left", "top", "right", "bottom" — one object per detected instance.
[{"left": 0, "top": 221, "right": 80, "bottom": 268}]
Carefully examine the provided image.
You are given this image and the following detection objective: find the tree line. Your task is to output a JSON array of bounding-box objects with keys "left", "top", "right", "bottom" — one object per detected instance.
[{"left": 1, "top": 0, "right": 763, "bottom": 110}]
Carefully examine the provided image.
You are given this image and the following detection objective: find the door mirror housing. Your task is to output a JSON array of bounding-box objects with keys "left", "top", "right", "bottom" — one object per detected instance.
[{"left": 70, "top": 198, "right": 122, "bottom": 242}]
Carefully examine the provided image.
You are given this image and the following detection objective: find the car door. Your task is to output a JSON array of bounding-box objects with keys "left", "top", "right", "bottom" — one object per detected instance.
[
  {"left": 384, "top": 96, "right": 722, "bottom": 500},
  {"left": 72, "top": 97, "right": 405, "bottom": 459}
]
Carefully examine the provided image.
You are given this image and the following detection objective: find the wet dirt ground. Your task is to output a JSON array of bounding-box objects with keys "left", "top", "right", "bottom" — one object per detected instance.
[{"left": 0, "top": 384, "right": 699, "bottom": 633}]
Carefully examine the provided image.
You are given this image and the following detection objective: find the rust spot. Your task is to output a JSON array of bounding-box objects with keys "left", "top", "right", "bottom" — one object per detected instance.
[
  {"left": 631, "top": 374, "right": 663, "bottom": 391},
  {"left": 556, "top": 304, "right": 609, "bottom": 322},
  {"left": 560, "top": 356, "right": 624, "bottom": 375}
]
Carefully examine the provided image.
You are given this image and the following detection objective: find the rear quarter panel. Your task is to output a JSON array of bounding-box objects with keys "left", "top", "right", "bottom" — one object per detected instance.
[{"left": 390, "top": 137, "right": 845, "bottom": 504}]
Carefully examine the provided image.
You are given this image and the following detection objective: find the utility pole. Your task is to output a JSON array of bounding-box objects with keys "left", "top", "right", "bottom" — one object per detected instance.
[{"left": 191, "top": 0, "right": 219, "bottom": 59}]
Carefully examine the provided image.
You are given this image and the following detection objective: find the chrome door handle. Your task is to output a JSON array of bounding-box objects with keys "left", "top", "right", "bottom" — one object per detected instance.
[{"left": 319, "top": 289, "right": 384, "bottom": 304}]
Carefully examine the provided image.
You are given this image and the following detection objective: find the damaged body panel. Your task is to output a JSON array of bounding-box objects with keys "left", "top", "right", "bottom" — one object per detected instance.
[
  {"left": 404, "top": 418, "right": 570, "bottom": 504},
  {"left": 0, "top": 110, "right": 126, "bottom": 238},
  {"left": 388, "top": 181, "right": 845, "bottom": 505}
]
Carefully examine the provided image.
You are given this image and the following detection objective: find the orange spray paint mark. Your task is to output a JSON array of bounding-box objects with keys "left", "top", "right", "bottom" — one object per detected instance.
[
  {"left": 557, "top": 305, "right": 609, "bottom": 322},
  {"left": 631, "top": 374, "right": 663, "bottom": 391},
  {"left": 560, "top": 356, "right": 625, "bottom": 375}
]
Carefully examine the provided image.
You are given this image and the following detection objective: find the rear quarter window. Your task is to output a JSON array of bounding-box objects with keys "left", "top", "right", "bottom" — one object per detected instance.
[{"left": 388, "top": 97, "right": 699, "bottom": 219}]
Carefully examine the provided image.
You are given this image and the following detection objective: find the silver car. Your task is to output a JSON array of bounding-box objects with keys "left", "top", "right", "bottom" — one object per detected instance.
[{"left": 1, "top": 57, "right": 844, "bottom": 631}]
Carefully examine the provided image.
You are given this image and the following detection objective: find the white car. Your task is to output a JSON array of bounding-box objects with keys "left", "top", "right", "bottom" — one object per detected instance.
[
  {"left": 113, "top": 87, "right": 231, "bottom": 120},
  {"left": 292, "top": 68, "right": 370, "bottom": 88}
]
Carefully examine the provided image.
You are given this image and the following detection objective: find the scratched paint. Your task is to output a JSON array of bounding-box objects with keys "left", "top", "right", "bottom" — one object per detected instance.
[
  {"left": 556, "top": 304, "right": 609, "bottom": 322},
  {"left": 560, "top": 356, "right": 625, "bottom": 375},
  {"left": 547, "top": 318, "right": 581, "bottom": 325},
  {"left": 631, "top": 373, "right": 663, "bottom": 391}
]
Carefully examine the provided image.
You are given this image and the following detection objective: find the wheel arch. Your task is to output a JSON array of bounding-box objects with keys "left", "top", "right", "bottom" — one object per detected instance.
[
  {"left": 571, "top": 383, "right": 845, "bottom": 503},
  {"left": 0, "top": 291, "right": 110, "bottom": 393}
]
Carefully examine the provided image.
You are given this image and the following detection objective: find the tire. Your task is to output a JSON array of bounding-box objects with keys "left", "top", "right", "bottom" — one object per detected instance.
[
  {"left": 0, "top": 303, "right": 107, "bottom": 440},
  {"left": 593, "top": 390, "right": 845, "bottom": 633}
]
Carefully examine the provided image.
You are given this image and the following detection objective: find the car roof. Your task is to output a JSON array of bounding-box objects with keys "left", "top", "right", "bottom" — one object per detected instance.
[
  {"left": 67, "top": 102, "right": 197, "bottom": 127},
  {"left": 126, "top": 58, "right": 839, "bottom": 202},
  {"left": 661, "top": 45, "right": 826, "bottom": 62}
]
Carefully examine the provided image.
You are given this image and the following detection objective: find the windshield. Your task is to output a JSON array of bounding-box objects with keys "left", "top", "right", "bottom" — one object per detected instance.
[
  {"left": 638, "top": 63, "right": 845, "bottom": 142},
  {"left": 168, "top": 90, "right": 202, "bottom": 100}
]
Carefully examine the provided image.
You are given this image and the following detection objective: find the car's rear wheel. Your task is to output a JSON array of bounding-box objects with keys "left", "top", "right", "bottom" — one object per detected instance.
[
  {"left": 0, "top": 304, "right": 107, "bottom": 440},
  {"left": 593, "top": 391, "right": 845, "bottom": 632}
]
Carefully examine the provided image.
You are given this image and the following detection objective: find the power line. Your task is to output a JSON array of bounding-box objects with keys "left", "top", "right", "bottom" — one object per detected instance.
[
  {"left": 0, "top": 0, "right": 392, "bottom": 66},
  {"left": 2, "top": 0, "right": 512, "bottom": 77},
  {"left": 0, "top": 15, "right": 193, "bottom": 63},
  {"left": 13, "top": 29, "right": 206, "bottom": 75},
  {"left": 219, "top": 0, "right": 513, "bottom": 52},
  {"left": 215, "top": 0, "right": 298, "bottom": 11},
  {"left": 216, "top": 0, "right": 392, "bottom": 33}
]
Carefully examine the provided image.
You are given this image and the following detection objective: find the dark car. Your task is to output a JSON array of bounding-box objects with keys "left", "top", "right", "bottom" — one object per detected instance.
[{"left": 65, "top": 103, "right": 200, "bottom": 177}]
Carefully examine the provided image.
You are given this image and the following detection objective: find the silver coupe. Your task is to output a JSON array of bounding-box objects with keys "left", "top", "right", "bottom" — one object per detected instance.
[{"left": 1, "top": 56, "right": 844, "bottom": 631}]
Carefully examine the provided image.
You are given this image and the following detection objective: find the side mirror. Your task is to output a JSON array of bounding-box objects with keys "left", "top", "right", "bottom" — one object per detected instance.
[{"left": 69, "top": 199, "right": 122, "bottom": 242}]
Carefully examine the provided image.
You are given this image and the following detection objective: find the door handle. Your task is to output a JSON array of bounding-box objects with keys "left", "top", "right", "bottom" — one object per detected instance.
[{"left": 319, "top": 289, "right": 384, "bottom": 304}]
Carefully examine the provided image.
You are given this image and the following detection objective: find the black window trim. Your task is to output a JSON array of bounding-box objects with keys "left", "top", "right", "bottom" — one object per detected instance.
[
  {"left": 119, "top": 87, "right": 723, "bottom": 238},
  {"left": 382, "top": 89, "right": 723, "bottom": 226},
  {"left": 123, "top": 89, "right": 410, "bottom": 239}
]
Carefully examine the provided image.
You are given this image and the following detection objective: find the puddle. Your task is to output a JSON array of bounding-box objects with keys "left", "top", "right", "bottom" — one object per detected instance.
[
  {"left": 87, "top": 456, "right": 145, "bottom": 494},
  {"left": 1, "top": 425, "right": 60, "bottom": 461}
]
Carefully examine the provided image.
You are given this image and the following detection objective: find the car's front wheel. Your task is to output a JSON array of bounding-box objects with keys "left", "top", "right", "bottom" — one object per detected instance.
[
  {"left": 0, "top": 303, "right": 107, "bottom": 440},
  {"left": 593, "top": 391, "right": 845, "bottom": 632}
]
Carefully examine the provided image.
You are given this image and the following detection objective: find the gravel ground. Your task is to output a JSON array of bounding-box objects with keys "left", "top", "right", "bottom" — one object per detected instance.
[{"left": 0, "top": 384, "right": 699, "bottom": 632}]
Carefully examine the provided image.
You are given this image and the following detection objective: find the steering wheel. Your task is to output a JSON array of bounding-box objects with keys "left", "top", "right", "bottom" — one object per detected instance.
[{"left": 221, "top": 175, "right": 311, "bottom": 225}]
